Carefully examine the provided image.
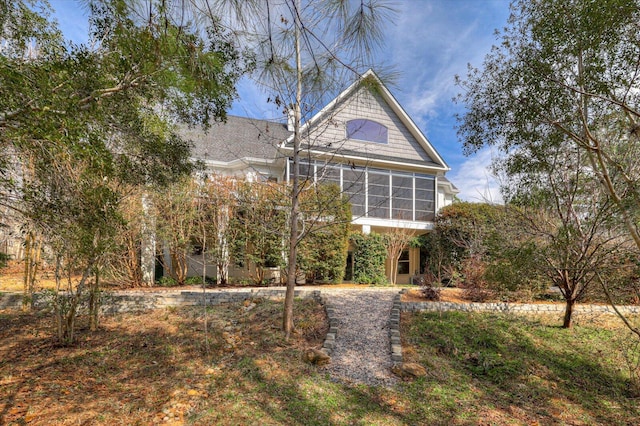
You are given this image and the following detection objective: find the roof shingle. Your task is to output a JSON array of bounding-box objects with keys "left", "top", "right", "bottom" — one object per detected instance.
[{"left": 180, "top": 115, "right": 291, "bottom": 163}]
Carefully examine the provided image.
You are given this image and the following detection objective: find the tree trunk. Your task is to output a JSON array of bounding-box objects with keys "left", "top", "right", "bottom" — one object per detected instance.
[
  {"left": 22, "top": 232, "right": 32, "bottom": 311},
  {"left": 283, "top": 5, "right": 302, "bottom": 339},
  {"left": 22, "top": 232, "right": 40, "bottom": 311},
  {"left": 202, "top": 234, "right": 209, "bottom": 354},
  {"left": 141, "top": 193, "right": 156, "bottom": 286},
  {"left": 170, "top": 249, "right": 187, "bottom": 285},
  {"left": 217, "top": 206, "right": 229, "bottom": 285},
  {"left": 391, "top": 253, "right": 399, "bottom": 285},
  {"left": 217, "top": 261, "right": 228, "bottom": 286},
  {"left": 54, "top": 256, "right": 63, "bottom": 342},
  {"left": 563, "top": 298, "right": 575, "bottom": 328},
  {"left": 284, "top": 213, "right": 298, "bottom": 338},
  {"left": 63, "top": 299, "right": 79, "bottom": 345},
  {"left": 89, "top": 269, "right": 100, "bottom": 332},
  {"left": 126, "top": 234, "right": 143, "bottom": 287}
]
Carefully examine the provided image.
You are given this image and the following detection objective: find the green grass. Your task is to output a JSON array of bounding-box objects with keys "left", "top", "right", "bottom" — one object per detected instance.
[
  {"left": 1, "top": 302, "right": 639, "bottom": 425},
  {"left": 401, "top": 311, "right": 640, "bottom": 425}
]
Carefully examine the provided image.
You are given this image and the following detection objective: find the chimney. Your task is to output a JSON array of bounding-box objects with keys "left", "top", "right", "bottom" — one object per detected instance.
[{"left": 287, "top": 109, "right": 295, "bottom": 132}]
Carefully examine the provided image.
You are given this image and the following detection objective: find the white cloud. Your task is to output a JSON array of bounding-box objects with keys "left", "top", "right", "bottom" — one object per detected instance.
[
  {"left": 407, "top": 91, "right": 438, "bottom": 122},
  {"left": 386, "top": 1, "right": 508, "bottom": 125},
  {"left": 377, "top": 2, "right": 511, "bottom": 202},
  {"left": 447, "top": 148, "right": 503, "bottom": 204}
]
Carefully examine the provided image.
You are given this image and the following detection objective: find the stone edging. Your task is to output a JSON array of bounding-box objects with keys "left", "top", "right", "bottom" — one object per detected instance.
[
  {"left": 390, "top": 292, "right": 402, "bottom": 364},
  {"left": 317, "top": 294, "right": 338, "bottom": 356}
]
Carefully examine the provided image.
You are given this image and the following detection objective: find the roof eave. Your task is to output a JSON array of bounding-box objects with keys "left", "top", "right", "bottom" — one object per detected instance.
[
  {"left": 278, "top": 146, "right": 449, "bottom": 173},
  {"left": 193, "top": 157, "right": 282, "bottom": 171},
  {"left": 437, "top": 179, "right": 460, "bottom": 194},
  {"left": 281, "top": 69, "right": 450, "bottom": 170}
]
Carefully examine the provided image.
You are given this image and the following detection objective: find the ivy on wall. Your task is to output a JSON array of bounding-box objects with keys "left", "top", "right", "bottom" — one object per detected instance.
[
  {"left": 350, "top": 232, "right": 388, "bottom": 285},
  {"left": 297, "top": 184, "right": 352, "bottom": 284}
]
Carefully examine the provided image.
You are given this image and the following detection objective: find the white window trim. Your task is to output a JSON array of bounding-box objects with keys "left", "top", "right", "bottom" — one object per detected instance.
[
  {"left": 291, "top": 159, "right": 436, "bottom": 223},
  {"left": 345, "top": 119, "right": 389, "bottom": 144}
]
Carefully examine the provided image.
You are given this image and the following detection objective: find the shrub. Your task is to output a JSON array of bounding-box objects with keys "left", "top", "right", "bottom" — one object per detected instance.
[
  {"left": 0, "top": 252, "right": 10, "bottom": 270},
  {"left": 350, "top": 232, "right": 388, "bottom": 285},
  {"left": 231, "top": 181, "right": 288, "bottom": 285},
  {"left": 158, "top": 276, "right": 178, "bottom": 287},
  {"left": 184, "top": 276, "right": 216, "bottom": 286},
  {"left": 483, "top": 241, "right": 548, "bottom": 302},
  {"left": 462, "top": 287, "right": 494, "bottom": 302},
  {"left": 453, "top": 258, "right": 494, "bottom": 302},
  {"left": 417, "top": 202, "right": 511, "bottom": 287},
  {"left": 297, "top": 183, "right": 351, "bottom": 284},
  {"left": 229, "top": 278, "right": 252, "bottom": 286},
  {"left": 581, "top": 254, "right": 640, "bottom": 305}
]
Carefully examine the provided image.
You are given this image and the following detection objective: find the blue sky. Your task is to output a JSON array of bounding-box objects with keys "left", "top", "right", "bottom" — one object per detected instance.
[{"left": 49, "top": 0, "right": 511, "bottom": 202}]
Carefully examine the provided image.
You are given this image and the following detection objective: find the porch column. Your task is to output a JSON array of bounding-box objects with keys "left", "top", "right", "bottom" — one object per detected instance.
[{"left": 141, "top": 193, "right": 156, "bottom": 285}]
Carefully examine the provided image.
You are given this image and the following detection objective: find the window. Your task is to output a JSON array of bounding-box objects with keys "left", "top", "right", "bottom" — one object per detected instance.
[
  {"left": 392, "top": 173, "right": 413, "bottom": 220},
  {"left": 342, "top": 168, "right": 366, "bottom": 216},
  {"left": 346, "top": 119, "right": 388, "bottom": 144},
  {"left": 415, "top": 174, "right": 435, "bottom": 221},
  {"left": 298, "top": 162, "right": 313, "bottom": 182},
  {"left": 290, "top": 160, "right": 436, "bottom": 222},
  {"left": 317, "top": 163, "right": 341, "bottom": 186},
  {"left": 397, "top": 250, "right": 410, "bottom": 275},
  {"left": 368, "top": 170, "right": 390, "bottom": 218}
]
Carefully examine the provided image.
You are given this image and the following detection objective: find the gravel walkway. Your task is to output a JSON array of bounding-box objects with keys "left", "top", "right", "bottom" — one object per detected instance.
[{"left": 320, "top": 289, "right": 400, "bottom": 387}]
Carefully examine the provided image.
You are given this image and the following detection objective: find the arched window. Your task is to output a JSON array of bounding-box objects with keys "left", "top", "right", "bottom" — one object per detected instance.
[{"left": 346, "top": 119, "right": 388, "bottom": 144}]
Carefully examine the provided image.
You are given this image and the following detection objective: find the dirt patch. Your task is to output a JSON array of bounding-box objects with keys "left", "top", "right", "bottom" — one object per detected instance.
[
  {"left": 0, "top": 299, "right": 327, "bottom": 425},
  {"left": 0, "top": 261, "right": 113, "bottom": 292},
  {"left": 402, "top": 287, "right": 468, "bottom": 303}
]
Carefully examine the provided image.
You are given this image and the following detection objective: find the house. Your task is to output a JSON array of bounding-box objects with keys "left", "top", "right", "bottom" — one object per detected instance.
[{"left": 180, "top": 70, "right": 458, "bottom": 285}]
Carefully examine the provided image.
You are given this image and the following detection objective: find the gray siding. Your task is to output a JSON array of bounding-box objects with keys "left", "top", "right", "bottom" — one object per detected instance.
[{"left": 304, "top": 86, "right": 435, "bottom": 164}]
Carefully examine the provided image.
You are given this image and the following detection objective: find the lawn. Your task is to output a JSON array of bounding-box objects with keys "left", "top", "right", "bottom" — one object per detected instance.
[
  {"left": 401, "top": 311, "right": 640, "bottom": 425},
  {"left": 1, "top": 299, "right": 639, "bottom": 425}
]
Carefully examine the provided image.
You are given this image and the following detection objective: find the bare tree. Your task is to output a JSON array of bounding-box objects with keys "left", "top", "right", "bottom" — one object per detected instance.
[
  {"left": 152, "top": 178, "right": 201, "bottom": 286},
  {"left": 195, "top": 175, "right": 239, "bottom": 286},
  {"left": 497, "top": 142, "right": 629, "bottom": 328},
  {"left": 385, "top": 227, "right": 416, "bottom": 285}
]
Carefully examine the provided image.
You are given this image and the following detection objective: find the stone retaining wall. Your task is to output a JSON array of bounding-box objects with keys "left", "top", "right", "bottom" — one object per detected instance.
[
  {"left": 401, "top": 300, "right": 640, "bottom": 315},
  {"left": 0, "top": 293, "right": 23, "bottom": 310},
  {"left": 4, "top": 289, "right": 640, "bottom": 316},
  {"left": 102, "top": 289, "right": 321, "bottom": 314},
  {"left": 0, "top": 289, "right": 321, "bottom": 313}
]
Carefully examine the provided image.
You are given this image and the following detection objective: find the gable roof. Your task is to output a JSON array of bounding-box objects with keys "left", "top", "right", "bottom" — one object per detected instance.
[
  {"left": 280, "top": 69, "right": 450, "bottom": 172},
  {"left": 180, "top": 115, "right": 291, "bottom": 163}
]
